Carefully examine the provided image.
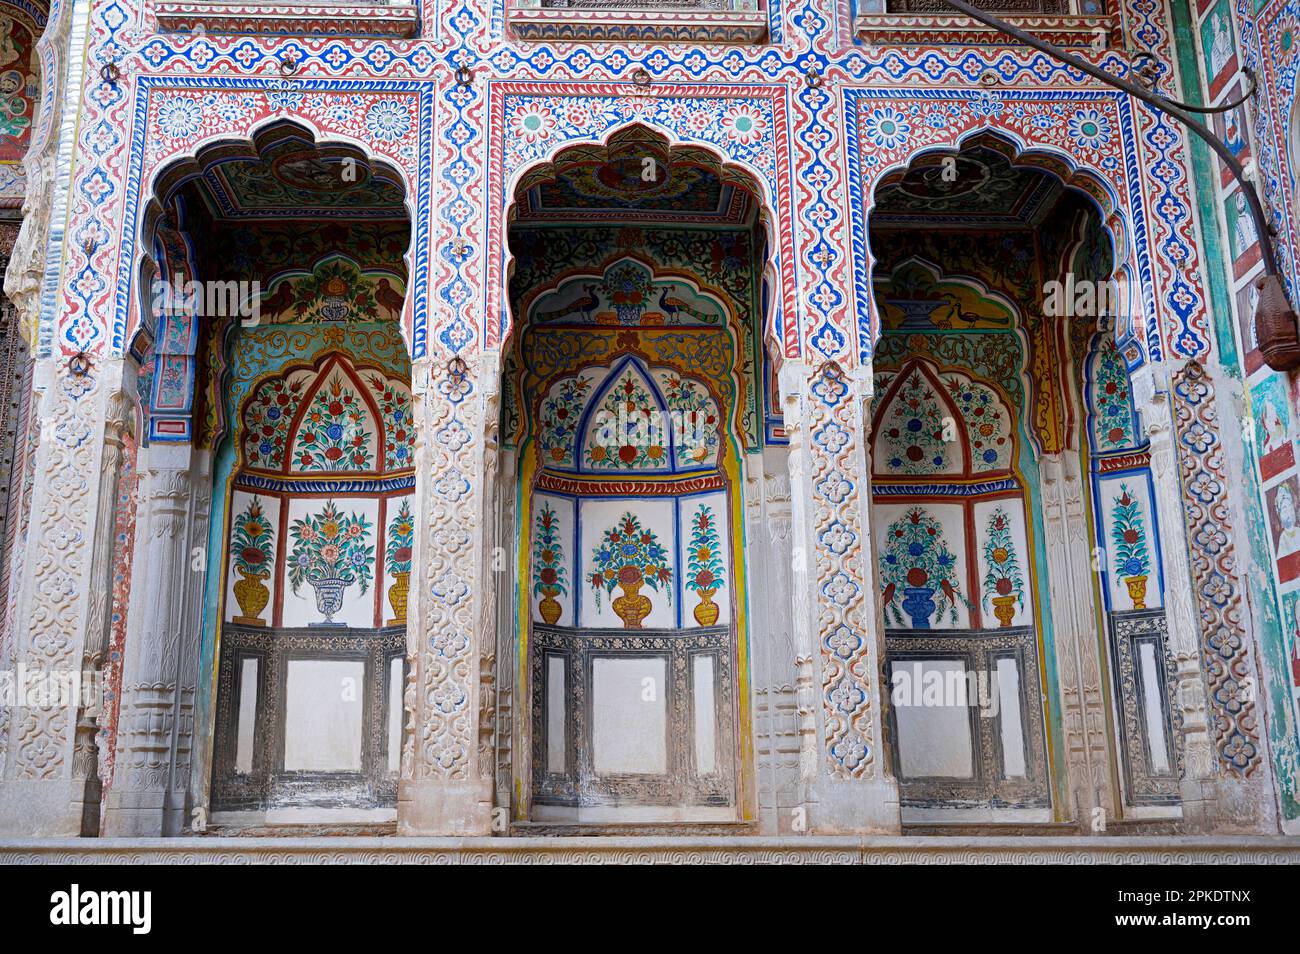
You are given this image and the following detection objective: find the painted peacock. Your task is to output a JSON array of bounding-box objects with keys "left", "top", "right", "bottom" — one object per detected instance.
[{"left": 657, "top": 286, "right": 717, "bottom": 324}]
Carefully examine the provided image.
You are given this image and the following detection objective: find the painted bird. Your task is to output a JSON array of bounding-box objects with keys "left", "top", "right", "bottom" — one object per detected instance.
[
  {"left": 375, "top": 277, "right": 405, "bottom": 318},
  {"left": 658, "top": 286, "right": 711, "bottom": 323},
  {"left": 943, "top": 294, "right": 1009, "bottom": 327},
  {"left": 260, "top": 282, "right": 296, "bottom": 320},
  {"left": 538, "top": 283, "right": 600, "bottom": 323}
]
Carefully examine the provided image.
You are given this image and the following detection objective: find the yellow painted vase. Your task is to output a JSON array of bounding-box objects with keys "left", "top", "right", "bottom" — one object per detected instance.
[
  {"left": 232, "top": 568, "right": 270, "bottom": 625},
  {"left": 387, "top": 570, "right": 410, "bottom": 625},
  {"left": 538, "top": 586, "right": 562, "bottom": 625},
  {"left": 1124, "top": 575, "right": 1148, "bottom": 610},
  {"left": 693, "top": 587, "right": 720, "bottom": 626},
  {"left": 612, "top": 572, "right": 652, "bottom": 629},
  {"left": 991, "top": 595, "right": 1017, "bottom": 628}
]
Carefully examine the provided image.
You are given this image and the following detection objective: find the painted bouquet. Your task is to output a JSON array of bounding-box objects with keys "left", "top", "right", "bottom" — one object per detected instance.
[
  {"left": 288, "top": 501, "right": 375, "bottom": 624},
  {"left": 384, "top": 498, "right": 414, "bottom": 626},
  {"left": 385, "top": 499, "right": 414, "bottom": 576},
  {"left": 589, "top": 512, "right": 671, "bottom": 628},
  {"left": 686, "top": 505, "right": 725, "bottom": 626},
  {"left": 232, "top": 497, "right": 274, "bottom": 578},
  {"left": 295, "top": 374, "right": 373, "bottom": 471},
  {"left": 538, "top": 375, "right": 591, "bottom": 465},
  {"left": 231, "top": 496, "right": 274, "bottom": 625},
  {"left": 532, "top": 504, "right": 569, "bottom": 625},
  {"left": 981, "top": 507, "right": 1024, "bottom": 627},
  {"left": 604, "top": 261, "right": 653, "bottom": 324},
  {"left": 1111, "top": 484, "right": 1151, "bottom": 609},
  {"left": 879, "top": 507, "right": 968, "bottom": 628}
]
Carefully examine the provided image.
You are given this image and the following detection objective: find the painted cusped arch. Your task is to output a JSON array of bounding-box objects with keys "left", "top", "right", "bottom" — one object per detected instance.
[
  {"left": 872, "top": 358, "right": 1015, "bottom": 478},
  {"left": 537, "top": 352, "right": 722, "bottom": 475},
  {"left": 240, "top": 351, "right": 414, "bottom": 475}
]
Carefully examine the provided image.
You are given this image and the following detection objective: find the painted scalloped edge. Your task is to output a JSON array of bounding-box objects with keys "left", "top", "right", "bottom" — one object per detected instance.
[
  {"left": 854, "top": 12, "right": 1119, "bottom": 48},
  {"left": 153, "top": 1, "right": 421, "bottom": 37},
  {"left": 506, "top": 5, "right": 768, "bottom": 43}
]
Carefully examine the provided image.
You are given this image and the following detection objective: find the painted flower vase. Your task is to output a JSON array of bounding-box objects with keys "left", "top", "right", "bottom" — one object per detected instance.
[
  {"left": 991, "top": 595, "right": 1017, "bottom": 628},
  {"left": 1124, "top": 574, "right": 1148, "bottom": 610},
  {"left": 693, "top": 587, "right": 720, "bottom": 627},
  {"left": 538, "top": 585, "right": 563, "bottom": 625},
  {"left": 310, "top": 575, "right": 351, "bottom": 625},
  {"left": 232, "top": 567, "right": 270, "bottom": 625},
  {"left": 320, "top": 276, "right": 350, "bottom": 320},
  {"left": 386, "top": 570, "right": 410, "bottom": 626},
  {"left": 612, "top": 567, "right": 652, "bottom": 629},
  {"left": 901, "top": 586, "right": 936, "bottom": 629}
]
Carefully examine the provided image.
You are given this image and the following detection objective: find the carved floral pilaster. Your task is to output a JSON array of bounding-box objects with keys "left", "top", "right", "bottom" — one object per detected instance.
[
  {"left": 398, "top": 354, "right": 493, "bottom": 834},
  {"left": 780, "top": 360, "right": 899, "bottom": 833}
]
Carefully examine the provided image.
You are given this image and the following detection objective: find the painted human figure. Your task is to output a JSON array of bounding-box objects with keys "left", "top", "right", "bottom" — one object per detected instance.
[
  {"left": 1225, "top": 107, "right": 1245, "bottom": 160},
  {"left": 1247, "top": 282, "right": 1260, "bottom": 351},
  {"left": 1290, "top": 599, "right": 1300, "bottom": 687},
  {"left": 1209, "top": 11, "right": 1233, "bottom": 78},
  {"left": 1262, "top": 398, "right": 1287, "bottom": 454},
  {"left": 1275, "top": 483, "right": 1300, "bottom": 557},
  {"left": 1234, "top": 191, "right": 1255, "bottom": 255}
]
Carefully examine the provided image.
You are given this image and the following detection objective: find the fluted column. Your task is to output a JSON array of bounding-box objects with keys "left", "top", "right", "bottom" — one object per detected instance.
[
  {"left": 102, "top": 442, "right": 197, "bottom": 837},
  {"left": 781, "top": 360, "right": 899, "bottom": 834},
  {"left": 397, "top": 354, "right": 494, "bottom": 834},
  {"left": 1038, "top": 452, "right": 1117, "bottom": 826},
  {"left": 70, "top": 391, "right": 134, "bottom": 834}
]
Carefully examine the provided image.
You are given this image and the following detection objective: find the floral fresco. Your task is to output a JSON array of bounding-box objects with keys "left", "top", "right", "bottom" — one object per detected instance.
[
  {"left": 878, "top": 371, "right": 950, "bottom": 475},
  {"left": 532, "top": 503, "right": 568, "bottom": 625},
  {"left": 385, "top": 498, "right": 413, "bottom": 625},
  {"left": 945, "top": 376, "right": 1009, "bottom": 472},
  {"left": 288, "top": 500, "right": 375, "bottom": 625},
  {"left": 1111, "top": 484, "right": 1152, "bottom": 610},
  {"left": 537, "top": 373, "right": 592, "bottom": 468},
  {"left": 367, "top": 373, "right": 414, "bottom": 471},
  {"left": 1092, "top": 337, "right": 1137, "bottom": 451},
  {"left": 589, "top": 512, "right": 672, "bottom": 629},
  {"left": 241, "top": 372, "right": 308, "bottom": 470},
  {"left": 292, "top": 373, "right": 374, "bottom": 472},
  {"left": 230, "top": 496, "right": 274, "bottom": 625},
  {"left": 686, "top": 504, "right": 726, "bottom": 626},
  {"left": 660, "top": 371, "right": 721, "bottom": 468},
  {"left": 981, "top": 507, "right": 1025, "bottom": 627},
  {"left": 583, "top": 367, "right": 669, "bottom": 472},
  {"left": 879, "top": 507, "right": 968, "bottom": 628}
]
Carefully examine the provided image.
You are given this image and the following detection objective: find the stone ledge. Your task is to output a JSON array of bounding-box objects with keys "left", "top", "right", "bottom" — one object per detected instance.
[{"left": 3, "top": 835, "right": 1299, "bottom": 864}]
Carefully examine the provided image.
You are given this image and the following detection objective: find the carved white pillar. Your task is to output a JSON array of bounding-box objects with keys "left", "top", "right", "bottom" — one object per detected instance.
[
  {"left": 0, "top": 359, "right": 117, "bottom": 836},
  {"left": 397, "top": 354, "right": 494, "bottom": 834},
  {"left": 750, "top": 451, "right": 799, "bottom": 832},
  {"left": 1039, "top": 452, "right": 1117, "bottom": 825},
  {"left": 781, "top": 361, "right": 899, "bottom": 834},
  {"left": 102, "top": 442, "right": 198, "bottom": 837},
  {"left": 1137, "top": 362, "right": 1270, "bottom": 831}
]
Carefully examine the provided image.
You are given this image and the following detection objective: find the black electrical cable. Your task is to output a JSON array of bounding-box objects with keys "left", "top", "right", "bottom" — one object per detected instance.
[{"left": 932, "top": 0, "right": 1281, "bottom": 278}]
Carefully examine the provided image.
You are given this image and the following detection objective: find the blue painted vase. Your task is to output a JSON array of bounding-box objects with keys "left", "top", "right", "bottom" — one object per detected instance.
[
  {"left": 901, "top": 586, "right": 936, "bottom": 629},
  {"left": 309, "top": 575, "right": 353, "bottom": 626}
]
